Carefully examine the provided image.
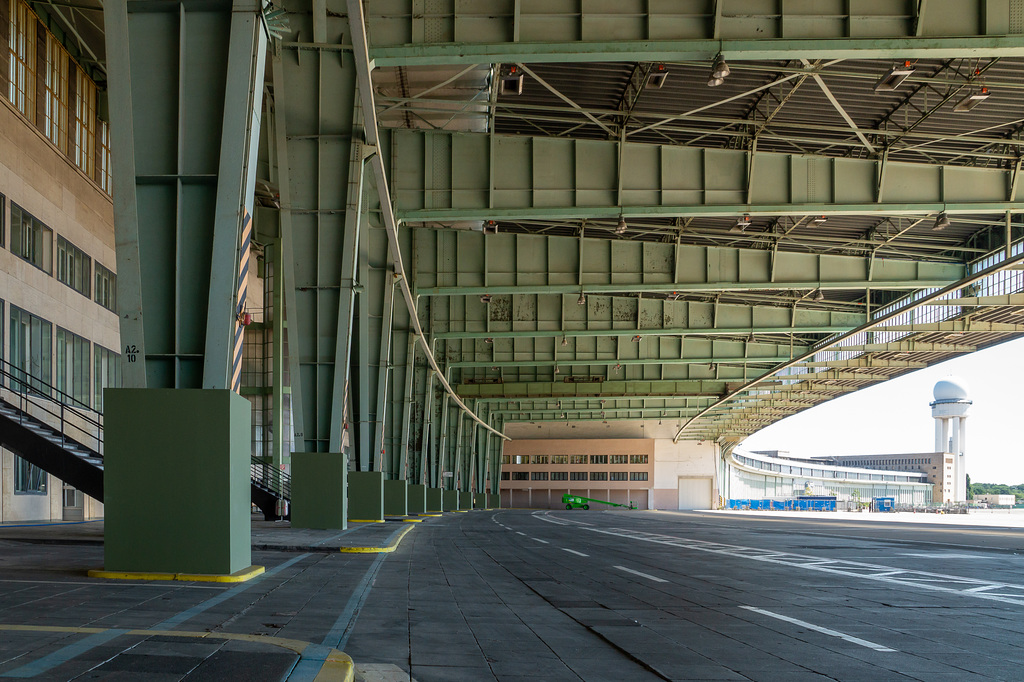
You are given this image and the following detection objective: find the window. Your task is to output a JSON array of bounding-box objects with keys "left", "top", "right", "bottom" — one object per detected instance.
[
  {"left": 43, "top": 34, "right": 70, "bottom": 152},
  {"left": 9, "top": 306, "right": 51, "bottom": 395},
  {"left": 57, "top": 236, "right": 91, "bottom": 297},
  {"left": 610, "top": 455, "right": 628, "bottom": 464},
  {"left": 500, "top": 471, "right": 509, "bottom": 480},
  {"left": 14, "top": 456, "right": 46, "bottom": 494},
  {"left": 511, "top": 472, "right": 529, "bottom": 481},
  {"left": 531, "top": 472, "right": 548, "bottom": 481},
  {"left": 98, "top": 119, "right": 112, "bottom": 193},
  {"left": 589, "top": 455, "right": 608, "bottom": 464},
  {"left": 570, "top": 455, "right": 587, "bottom": 464},
  {"left": 500, "top": 455, "right": 510, "bottom": 464},
  {"left": 590, "top": 472, "right": 608, "bottom": 481},
  {"left": 551, "top": 455, "right": 568, "bottom": 464},
  {"left": 73, "top": 67, "right": 96, "bottom": 175},
  {"left": 569, "top": 472, "right": 587, "bottom": 481},
  {"left": 56, "top": 327, "right": 89, "bottom": 408},
  {"left": 10, "top": 203, "right": 52, "bottom": 273},
  {"left": 95, "top": 262, "right": 116, "bottom": 312},
  {"left": 630, "top": 472, "right": 648, "bottom": 481},
  {"left": 0, "top": 192, "right": 5, "bottom": 246},
  {"left": 550, "top": 472, "right": 568, "bottom": 481},
  {"left": 629, "top": 455, "right": 648, "bottom": 464},
  {"left": 530, "top": 455, "right": 548, "bottom": 464},
  {"left": 610, "top": 472, "right": 628, "bottom": 481},
  {"left": 7, "top": 0, "right": 37, "bottom": 117}
]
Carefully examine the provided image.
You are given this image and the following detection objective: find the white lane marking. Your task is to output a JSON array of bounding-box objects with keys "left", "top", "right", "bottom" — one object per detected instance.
[
  {"left": 614, "top": 566, "right": 668, "bottom": 583},
  {"left": 740, "top": 606, "right": 897, "bottom": 652},
  {"left": 561, "top": 549, "right": 589, "bottom": 557},
  {"left": 900, "top": 553, "right": 984, "bottom": 559},
  {"left": 516, "top": 532, "right": 526, "bottom": 536},
  {"left": 579, "top": 527, "right": 1024, "bottom": 607},
  {"left": 537, "top": 513, "right": 593, "bottom": 527},
  {"left": 531, "top": 538, "right": 549, "bottom": 544}
]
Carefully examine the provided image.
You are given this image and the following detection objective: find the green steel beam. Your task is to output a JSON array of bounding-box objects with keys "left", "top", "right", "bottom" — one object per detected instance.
[
  {"left": 436, "top": 326, "right": 856, "bottom": 340},
  {"left": 449, "top": 356, "right": 797, "bottom": 369},
  {"left": 392, "top": 130, "right": 1024, "bottom": 222},
  {"left": 810, "top": 341, "right": 976, "bottom": 353},
  {"left": 457, "top": 380, "right": 738, "bottom": 400},
  {"left": 417, "top": 280, "right": 958, "bottom": 297}
]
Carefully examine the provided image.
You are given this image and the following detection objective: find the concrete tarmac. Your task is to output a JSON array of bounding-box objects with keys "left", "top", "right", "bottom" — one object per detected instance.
[{"left": 1, "top": 509, "right": 1023, "bottom": 680}]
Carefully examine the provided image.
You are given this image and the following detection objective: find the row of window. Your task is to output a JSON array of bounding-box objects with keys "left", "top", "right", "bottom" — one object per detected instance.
[
  {"left": 6, "top": 0, "right": 112, "bottom": 192},
  {"left": 503, "top": 471, "right": 648, "bottom": 482},
  {"left": 840, "top": 458, "right": 933, "bottom": 468},
  {"left": 7, "top": 302, "right": 121, "bottom": 411},
  {"left": 504, "top": 454, "right": 649, "bottom": 465},
  {"left": 733, "top": 454, "right": 926, "bottom": 484},
  {"left": 2, "top": 196, "right": 117, "bottom": 311}
]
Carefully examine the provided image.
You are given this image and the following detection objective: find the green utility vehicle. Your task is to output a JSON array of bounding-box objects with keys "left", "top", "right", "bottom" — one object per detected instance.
[{"left": 562, "top": 494, "right": 636, "bottom": 510}]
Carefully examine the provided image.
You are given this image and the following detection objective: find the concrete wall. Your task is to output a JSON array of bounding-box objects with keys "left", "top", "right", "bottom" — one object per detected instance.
[
  {"left": 0, "top": 91, "right": 114, "bottom": 522},
  {"left": 651, "top": 439, "right": 718, "bottom": 509}
]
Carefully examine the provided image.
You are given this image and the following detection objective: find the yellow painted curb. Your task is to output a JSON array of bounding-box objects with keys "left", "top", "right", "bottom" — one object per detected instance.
[
  {"left": 338, "top": 523, "right": 414, "bottom": 554},
  {"left": 87, "top": 565, "right": 266, "bottom": 583},
  {"left": 402, "top": 518, "right": 423, "bottom": 523},
  {"left": 348, "top": 519, "right": 385, "bottom": 523},
  {"left": 453, "top": 510, "right": 469, "bottom": 513},
  {"left": 0, "top": 625, "right": 354, "bottom": 682},
  {"left": 419, "top": 513, "right": 442, "bottom": 517}
]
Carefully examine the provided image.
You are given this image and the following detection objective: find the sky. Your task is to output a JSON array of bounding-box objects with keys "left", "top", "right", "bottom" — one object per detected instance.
[{"left": 739, "top": 337, "right": 1024, "bottom": 484}]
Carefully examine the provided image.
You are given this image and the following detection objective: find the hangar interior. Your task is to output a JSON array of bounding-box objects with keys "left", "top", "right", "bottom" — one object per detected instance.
[{"left": 1, "top": 1, "right": 1023, "bottom": 555}]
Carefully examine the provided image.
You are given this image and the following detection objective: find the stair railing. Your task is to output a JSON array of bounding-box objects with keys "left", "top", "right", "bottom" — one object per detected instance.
[
  {"left": 0, "top": 358, "right": 103, "bottom": 456},
  {"left": 250, "top": 456, "right": 291, "bottom": 500}
]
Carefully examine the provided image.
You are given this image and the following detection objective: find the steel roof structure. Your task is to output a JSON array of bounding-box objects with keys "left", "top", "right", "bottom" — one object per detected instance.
[{"left": 96, "top": 1, "right": 1024, "bottom": 488}]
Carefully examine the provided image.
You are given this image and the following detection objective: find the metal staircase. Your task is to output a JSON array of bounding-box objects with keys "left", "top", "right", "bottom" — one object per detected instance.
[{"left": 0, "top": 360, "right": 291, "bottom": 520}]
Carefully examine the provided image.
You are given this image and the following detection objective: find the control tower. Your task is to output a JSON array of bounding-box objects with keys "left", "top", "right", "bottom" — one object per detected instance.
[{"left": 930, "top": 377, "right": 972, "bottom": 502}]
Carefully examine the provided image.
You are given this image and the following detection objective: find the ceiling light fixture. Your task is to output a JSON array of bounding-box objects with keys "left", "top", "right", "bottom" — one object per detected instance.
[
  {"left": 648, "top": 63, "right": 669, "bottom": 88},
  {"left": 953, "top": 87, "right": 990, "bottom": 112},
  {"left": 730, "top": 214, "right": 751, "bottom": 233},
  {"left": 501, "top": 65, "right": 524, "bottom": 95},
  {"left": 479, "top": 294, "right": 491, "bottom": 303},
  {"left": 814, "top": 288, "right": 825, "bottom": 301},
  {"left": 810, "top": 215, "right": 828, "bottom": 225},
  {"left": 707, "top": 53, "right": 729, "bottom": 87},
  {"left": 615, "top": 215, "right": 627, "bottom": 235},
  {"left": 933, "top": 211, "right": 951, "bottom": 231},
  {"left": 577, "top": 292, "right": 586, "bottom": 305},
  {"left": 874, "top": 61, "right": 915, "bottom": 91},
  {"left": 561, "top": 335, "right": 569, "bottom": 346},
  {"left": 484, "top": 337, "right": 493, "bottom": 344}
]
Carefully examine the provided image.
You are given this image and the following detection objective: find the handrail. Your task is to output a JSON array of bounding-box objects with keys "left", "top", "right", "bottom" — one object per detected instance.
[
  {"left": 0, "top": 358, "right": 103, "bottom": 455},
  {"left": 251, "top": 456, "right": 291, "bottom": 500}
]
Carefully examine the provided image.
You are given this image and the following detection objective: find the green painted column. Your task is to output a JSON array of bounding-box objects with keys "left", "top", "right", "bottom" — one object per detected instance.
[
  {"left": 104, "top": 389, "right": 252, "bottom": 576},
  {"left": 459, "top": 491, "right": 473, "bottom": 510},
  {"left": 383, "top": 479, "right": 408, "bottom": 516},
  {"left": 407, "top": 484, "right": 427, "bottom": 515},
  {"left": 474, "top": 493, "right": 486, "bottom": 509},
  {"left": 426, "top": 487, "right": 443, "bottom": 513},
  {"left": 442, "top": 490, "right": 459, "bottom": 511},
  {"left": 487, "top": 493, "right": 499, "bottom": 509},
  {"left": 349, "top": 471, "right": 385, "bottom": 522},
  {"left": 291, "top": 453, "right": 347, "bottom": 530}
]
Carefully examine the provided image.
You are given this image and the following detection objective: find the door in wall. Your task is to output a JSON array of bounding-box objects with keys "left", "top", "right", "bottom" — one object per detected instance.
[
  {"left": 677, "top": 476, "right": 712, "bottom": 510},
  {"left": 62, "top": 484, "right": 84, "bottom": 521}
]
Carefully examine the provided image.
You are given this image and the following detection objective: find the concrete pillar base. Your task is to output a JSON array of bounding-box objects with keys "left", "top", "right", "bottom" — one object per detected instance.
[
  {"left": 459, "top": 491, "right": 473, "bottom": 510},
  {"left": 473, "top": 493, "right": 486, "bottom": 509},
  {"left": 291, "top": 453, "right": 347, "bottom": 530},
  {"left": 426, "top": 487, "right": 443, "bottom": 512},
  {"left": 442, "top": 490, "right": 459, "bottom": 511},
  {"left": 103, "top": 389, "right": 251, "bottom": 575},
  {"left": 349, "top": 471, "right": 385, "bottom": 522},
  {"left": 383, "top": 480, "right": 408, "bottom": 516},
  {"left": 407, "top": 484, "right": 427, "bottom": 515}
]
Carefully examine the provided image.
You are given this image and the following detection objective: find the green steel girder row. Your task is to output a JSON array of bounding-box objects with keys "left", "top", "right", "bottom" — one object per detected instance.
[
  {"left": 391, "top": 130, "right": 1024, "bottom": 223},
  {"left": 411, "top": 231, "right": 965, "bottom": 297},
  {"left": 362, "top": 1, "right": 1024, "bottom": 65}
]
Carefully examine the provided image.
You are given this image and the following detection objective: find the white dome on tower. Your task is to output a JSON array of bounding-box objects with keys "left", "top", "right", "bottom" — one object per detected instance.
[{"left": 933, "top": 376, "right": 970, "bottom": 402}]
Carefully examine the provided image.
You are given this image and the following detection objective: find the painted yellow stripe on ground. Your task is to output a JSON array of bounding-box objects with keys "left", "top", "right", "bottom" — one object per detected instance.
[
  {"left": 338, "top": 524, "right": 414, "bottom": 554},
  {"left": 87, "top": 565, "right": 265, "bottom": 583},
  {"left": 401, "top": 519, "right": 423, "bottom": 523},
  {"left": 348, "top": 519, "right": 385, "bottom": 523}
]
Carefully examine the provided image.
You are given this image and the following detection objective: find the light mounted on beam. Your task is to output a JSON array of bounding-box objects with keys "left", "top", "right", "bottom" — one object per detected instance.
[
  {"left": 932, "top": 211, "right": 951, "bottom": 231},
  {"left": 953, "top": 87, "right": 990, "bottom": 112},
  {"left": 730, "top": 214, "right": 751, "bottom": 233},
  {"left": 874, "top": 61, "right": 914, "bottom": 91},
  {"left": 707, "top": 53, "right": 729, "bottom": 87},
  {"left": 501, "top": 65, "right": 524, "bottom": 95},
  {"left": 648, "top": 63, "right": 668, "bottom": 88}
]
